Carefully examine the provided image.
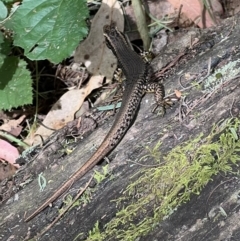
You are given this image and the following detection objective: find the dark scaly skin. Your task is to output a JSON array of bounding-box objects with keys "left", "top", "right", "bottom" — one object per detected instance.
[{"left": 25, "top": 23, "right": 166, "bottom": 222}]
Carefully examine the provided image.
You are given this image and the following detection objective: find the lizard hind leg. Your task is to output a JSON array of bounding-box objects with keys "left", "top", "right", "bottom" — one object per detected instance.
[{"left": 144, "top": 82, "right": 173, "bottom": 116}]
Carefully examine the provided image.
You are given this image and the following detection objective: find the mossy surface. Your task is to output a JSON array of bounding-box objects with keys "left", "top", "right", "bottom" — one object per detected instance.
[{"left": 86, "top": 118, "right": 240, "bottom": 241}]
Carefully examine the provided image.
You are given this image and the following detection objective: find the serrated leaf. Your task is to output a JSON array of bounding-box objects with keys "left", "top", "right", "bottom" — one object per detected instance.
[
  {"left": 6, "top": 0, "right": 89, "bottom": 63},
  {"left": 0, "top": 57, "right": 32, "bottom": 110}
]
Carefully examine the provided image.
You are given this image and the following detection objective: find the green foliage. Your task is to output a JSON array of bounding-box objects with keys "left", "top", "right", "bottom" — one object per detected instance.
[
  {"left": 0, "top": 0, "right": 89, "bottom": 110},
  {"left": 94, "top": 164, "right": 109, "bottom": 183},
  {"left": 6, "top": 0, "right": 89, "bottom": 63},
  {"left": 60, "top": 194, "right": 80, "bottom": 213},
  {"left": 0, "top": 1, "right": 7, "bottom": 20},
  {"left": 0, "top": 53, "right": 33, "bottom": 109},
  {"left": 86, "top": 221, "right": 102, "bottom": 241},
  {"left": 87, "top": 118, "right": 240, "bottom": 241}
]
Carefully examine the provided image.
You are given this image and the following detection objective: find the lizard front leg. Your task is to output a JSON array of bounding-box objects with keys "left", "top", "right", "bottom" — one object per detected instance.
[{"left": 144, "top": 82, "right": 173, "bottom": 115}]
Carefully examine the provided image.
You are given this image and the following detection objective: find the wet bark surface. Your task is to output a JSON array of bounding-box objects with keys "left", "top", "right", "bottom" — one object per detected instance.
[{"left": 1, "top": 14, "right": 240, "bottom": 241}]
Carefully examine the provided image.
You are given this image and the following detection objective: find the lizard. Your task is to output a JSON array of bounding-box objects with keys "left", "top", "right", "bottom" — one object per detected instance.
[{"left": 25, "top": 23, "right": 169, "bottom": 222}]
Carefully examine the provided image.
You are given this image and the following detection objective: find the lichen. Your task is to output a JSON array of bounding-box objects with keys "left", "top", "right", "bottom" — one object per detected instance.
[{"left": 203, "top": 59, "right": 240, "bottom": 93}]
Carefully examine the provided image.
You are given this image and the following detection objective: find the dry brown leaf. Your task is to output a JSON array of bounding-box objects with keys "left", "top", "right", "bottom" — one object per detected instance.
[
  {"left": 24, "top": 86, "right": 101, "bottom": 145},
  {"left": 0, "top": 160, "right": 17, "bottom": 181},
  {"left": 0, "top": 115, "right": 25, "bottom": 136},
  {"left": 149, "top": 0, "right": 176, "bottom": 21},
  {"left": 74, "top": 0, "right": 124, "bottom": 82},
  {"left": 168, "top": 0, "right": 223, "bottom": 28}
]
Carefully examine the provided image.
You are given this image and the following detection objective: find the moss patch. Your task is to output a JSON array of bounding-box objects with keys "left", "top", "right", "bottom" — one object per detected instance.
[{"left": 85, "top": 118, "right": 240, "bottom": 241}]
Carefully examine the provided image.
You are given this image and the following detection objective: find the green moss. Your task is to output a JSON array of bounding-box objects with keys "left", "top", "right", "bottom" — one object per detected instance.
[
  {"left": 93, "top": 164, "right": 110, "bottom": 183},
  {"left": 86, "top": 118, "right": 240, "bottom": 241}
]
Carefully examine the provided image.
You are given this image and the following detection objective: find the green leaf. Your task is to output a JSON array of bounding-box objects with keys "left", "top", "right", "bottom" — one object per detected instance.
[
  {"left": 6, "top": 0, "right": 89, "bottom": 63},
  {"left": 0, "top": 57, "right": 32, "bottom": 110},
  {"left": 0, "top": 31, "right": 10, "bottom": 56},
  {"left": 0, "top": 1, "right": 7, "bottom": 20},
  {"left": 0, "top": 52, "right": 32, "bottom": 110}
]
